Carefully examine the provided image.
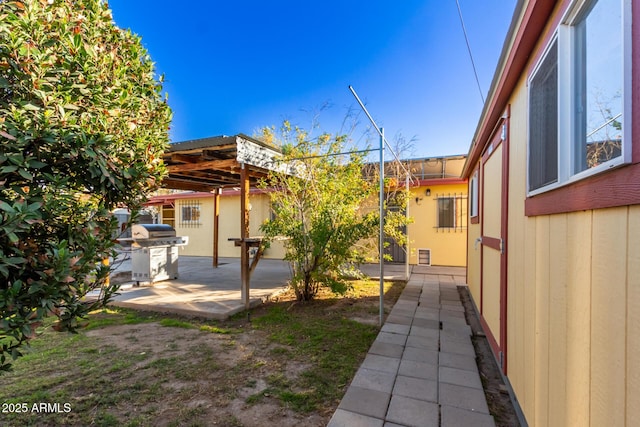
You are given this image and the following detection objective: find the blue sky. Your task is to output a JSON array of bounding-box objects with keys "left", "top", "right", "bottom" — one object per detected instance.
[{"left": 107, "top": 0, "right": 517, "bottom": 159}]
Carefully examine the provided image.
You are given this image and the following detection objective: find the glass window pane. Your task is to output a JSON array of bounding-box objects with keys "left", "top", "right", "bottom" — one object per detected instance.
[
  {"left": 529, "top": 39, "right": 558, "bottom": 191},
  {"left": 573, "top": 0, "right": 623, "bottom": 172},
  {"left": 470, "top": 172, "right": 478, "bottom": 217},
  {"left": 438, "top": 198, "right": 455, "bottom": 228},
  {"left": 180, "top": 201, "right": 200, "bottom": 226}
]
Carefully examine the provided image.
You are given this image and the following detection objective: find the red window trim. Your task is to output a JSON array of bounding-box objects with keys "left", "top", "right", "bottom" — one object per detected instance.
[{"left": 525, "top": 162, "right": 640, "bottom": 216}]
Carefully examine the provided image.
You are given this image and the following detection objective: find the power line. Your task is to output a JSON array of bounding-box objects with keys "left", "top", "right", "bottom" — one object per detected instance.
[{"left": 455, "top": 0, "right": 485, "bottom": 105}]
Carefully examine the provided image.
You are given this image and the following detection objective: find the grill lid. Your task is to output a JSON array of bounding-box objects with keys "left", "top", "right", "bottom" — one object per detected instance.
[{"left": 132, "top": 224, "right": 176, "bottom": 240}]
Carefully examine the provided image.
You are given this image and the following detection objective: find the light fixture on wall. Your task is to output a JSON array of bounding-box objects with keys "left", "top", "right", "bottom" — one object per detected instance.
[
  {"left": 425, "top": 188, "right": 431, "bottom": 197},
  {"left": 415, "top": 197, "right": 423, "bottom": 205}
]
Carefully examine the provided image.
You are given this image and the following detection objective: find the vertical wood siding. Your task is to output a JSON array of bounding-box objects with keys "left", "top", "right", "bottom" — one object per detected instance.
[
  {"left": 565, "top": 210, "right": 592, "bottom": 426},
  {"left": 469, "top": 76, "right": 640, "bottom": 425},
  {"left": 627, "top": 205, "right": 640, "bottom": 425},
  {"left": 467, "top": 220, "right": 482, "bottom": 304},
  {"left": 590, "top": 208, "right": 627, "bottom": 427},
  {"left": 482, "top": 144, "right": 504, "bottom": 344}
]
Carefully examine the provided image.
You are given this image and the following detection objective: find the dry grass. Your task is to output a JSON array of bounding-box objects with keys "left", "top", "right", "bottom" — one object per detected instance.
[{"left": 0, "top": 279, "right": 404, "bottom": 426}]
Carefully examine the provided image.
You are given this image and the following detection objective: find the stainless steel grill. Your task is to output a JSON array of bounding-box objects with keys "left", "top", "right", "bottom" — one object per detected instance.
[{"left": 131, "top": 224, "right": 189, "bottom": 284}]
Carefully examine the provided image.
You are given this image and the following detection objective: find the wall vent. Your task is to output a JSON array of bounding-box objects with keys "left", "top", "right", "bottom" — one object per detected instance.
[{"left": 418, "top": 248, "right": 431, "bottom": 266}]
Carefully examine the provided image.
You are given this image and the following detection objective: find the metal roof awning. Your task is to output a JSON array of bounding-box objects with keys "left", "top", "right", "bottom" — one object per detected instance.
[
  {"left": 157, "top": 134, "right": 285, "bottom": 311},
  {"left": 161, "top": 134, "right": 283, "bottom": 192}
]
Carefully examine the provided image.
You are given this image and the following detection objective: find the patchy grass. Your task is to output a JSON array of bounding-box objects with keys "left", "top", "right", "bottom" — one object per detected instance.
[
  {"left": 159, "top": 318, "right": 196, "bottom": 329},
  {"left": 0, "top": 279, "right": 405, "bottom": 426},
  {"left": 199, "top": 325, "right": 238, "bottom": 334},
  {"left": 84, "top": 307, "right": 158, "bottom": 330}
]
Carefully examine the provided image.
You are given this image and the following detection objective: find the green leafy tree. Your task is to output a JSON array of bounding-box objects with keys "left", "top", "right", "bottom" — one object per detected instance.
[
  {"left": 260, "top": 123, "right": 379, "bottom": 301},
  {"left": 0, "top": 0, "right": 171, "bottom": 371},
  {"left": 362, "top": 159, "right": 414, "bottom": 263}
]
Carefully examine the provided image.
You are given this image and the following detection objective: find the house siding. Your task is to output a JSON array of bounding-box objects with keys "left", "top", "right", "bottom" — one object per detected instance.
[
  {"left": 159, "top": 193, "right": 286, "bottom": 259},
  {"left": 407, "top": 183, "right": 467, "bottom": 267},
  {"left": 468, "top": 51, "right": 640, "bottom": 426},
  {"left": 466, "top": 218, "right": 481, "bottom": 303},
  {"left": 157, "top": 176, "right": 468, "bottom": 267}
]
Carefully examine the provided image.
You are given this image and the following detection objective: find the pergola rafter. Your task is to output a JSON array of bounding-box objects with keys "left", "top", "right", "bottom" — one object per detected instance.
[{"left": 159, "top": 134, "right": 283, "bottom": 309}]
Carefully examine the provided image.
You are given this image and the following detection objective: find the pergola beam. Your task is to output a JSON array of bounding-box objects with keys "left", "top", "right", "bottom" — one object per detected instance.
[
  {"left": 167, "top": 159, "right": 238, "bottom": 173},
  {"left": 160, "top": 179, "right": 217, "bottom": 192},
  {"left": 159, "top": 135, "right": 285, "bottom": 312}
]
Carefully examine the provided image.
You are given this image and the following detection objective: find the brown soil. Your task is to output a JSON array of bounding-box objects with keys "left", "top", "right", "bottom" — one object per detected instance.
[
  {"left": 3, "top": 279, "right": 520, "bottom": 426},
  {"left": 73, "top": 284, "right": 407, "bottom": 426},
  {"left": 83, "top": 305, "right": 341, "bottom": 426},
  {"left": 458, "top": 285, "right": 521, "bottom": 426}
]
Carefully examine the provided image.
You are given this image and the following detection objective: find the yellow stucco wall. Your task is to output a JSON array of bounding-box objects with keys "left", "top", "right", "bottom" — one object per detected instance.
[
  {"left": 407, "top": 183, "right": 467, "bottom": 267},
  {"left": 161, "top": 193, "right": 285, "bottom": 259},
  {"left": 467, "top": 74, "right": 640, "bottom": 426},
  {"left": 165, "top": 180, "right": 469, "bottom": 268}
]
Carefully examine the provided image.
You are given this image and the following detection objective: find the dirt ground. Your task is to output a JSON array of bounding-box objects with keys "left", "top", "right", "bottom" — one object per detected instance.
[
  {"left": 1, "top": 279, "right": 521, "bottom": 426},
  {"left": 459, "top": 286, "right": 521, "bottom": 427},
  {"left": 79, "top": 285, "right": 520, "bottom": 427},
  {"left": 85, "top": 321, "right": 328, "bottom": 427}
]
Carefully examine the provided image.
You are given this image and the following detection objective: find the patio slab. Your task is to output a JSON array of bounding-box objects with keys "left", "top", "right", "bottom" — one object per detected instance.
[
  {"left": 441, "top": 405, "right": 496, "bottom": 427},
  {"left": 338, "top": 386, "right": 391, "bottom": 419},
  {"left": 327, "top": 409, "right": 384, "bottom": 427},
  {"left": 95, "top": 256, "right": 291, "bottom": 319},
  {"left": 386, "top": 395, "right": 439, "bottom": 427},
  {"left": 439, "top": 383, "right": 490, "bottom": 414}
]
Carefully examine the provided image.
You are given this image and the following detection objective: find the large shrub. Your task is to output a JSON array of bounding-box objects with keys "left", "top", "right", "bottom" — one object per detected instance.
[
  {"left": 260, "top": 123, "right": 380, "bottom": 301},
  {"left": 0, "top": 0, "right": 171, "bottom": 371}
]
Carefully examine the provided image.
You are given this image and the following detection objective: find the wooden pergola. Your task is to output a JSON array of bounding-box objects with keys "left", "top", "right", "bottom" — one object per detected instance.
[{"left": 160, "top": 134, "right": 283, "bottom": 309}]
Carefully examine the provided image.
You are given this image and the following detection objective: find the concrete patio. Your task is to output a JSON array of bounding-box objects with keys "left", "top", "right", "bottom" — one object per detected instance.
[{"left": 99, "top": 254, "right": 292, "bottom": 319}]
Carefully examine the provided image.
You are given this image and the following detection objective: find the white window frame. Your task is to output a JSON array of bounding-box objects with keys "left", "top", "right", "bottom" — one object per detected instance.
[
  {"left": 527, "top": 0, "right": 632, "bottom": 196},
  {"left": 469, "top": 170, "right": 479, "bottom": 219}
]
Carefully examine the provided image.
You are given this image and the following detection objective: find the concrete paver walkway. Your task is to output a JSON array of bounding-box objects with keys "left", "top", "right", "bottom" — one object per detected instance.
[{"left": 328, "top": 269, "right": 496, "bottom": 427}]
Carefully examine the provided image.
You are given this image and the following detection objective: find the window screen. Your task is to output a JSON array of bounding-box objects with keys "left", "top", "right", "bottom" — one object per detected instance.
[{"left": 529, "top": 39, "right": 558, "bottom": 191}]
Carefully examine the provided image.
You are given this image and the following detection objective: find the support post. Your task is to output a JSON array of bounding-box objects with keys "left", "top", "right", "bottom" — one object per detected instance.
[
  {"left": 213, "top": 188, "right": 220, "bottom": 268},
  {"left": 379, "top": 127, "right": 385, "bottom": 327},
  {"left": 405, "top": 174, "right": 410, "bottom": 281},
  {"left": 103, "top": 258, "right": 110, "bottom": 286},
  {"left": 240, "top": 164, "right": 251, "bottom": 309}
]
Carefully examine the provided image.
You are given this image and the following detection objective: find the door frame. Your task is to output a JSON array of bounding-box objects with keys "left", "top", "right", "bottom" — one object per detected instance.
[{"left": 479, "top": 107, "right": 510, "bottom": 374}]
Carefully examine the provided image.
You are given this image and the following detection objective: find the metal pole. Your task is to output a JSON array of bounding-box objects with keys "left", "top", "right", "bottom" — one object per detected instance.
[
  {"left": 379, "top": 127, "right": 385, "bottom": 327},
  {"left": 348, "top": 86, "right": 412, "bottom": 178},
  {"left": 405, "top": 174, "right": 410, "bottom": 281}
]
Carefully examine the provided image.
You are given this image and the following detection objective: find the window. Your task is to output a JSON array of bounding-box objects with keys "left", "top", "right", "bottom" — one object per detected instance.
[
  {"left": 528, "top": 0, "right": 629, "bottom": 194},
  {"left": 437, "top": 197, "right": 456, "bottom": 228},
  {"left": 469, "top": 170, "right": 479, "bottom": 219},
  {"left": 179, "top": 200, "right": 201, "bottom": 227},
  {"left": 529, "top": 38, "right": 558, "bottom": 191},
  {"left": 436, "top": 194, "right": 468, "bottom": 230}
]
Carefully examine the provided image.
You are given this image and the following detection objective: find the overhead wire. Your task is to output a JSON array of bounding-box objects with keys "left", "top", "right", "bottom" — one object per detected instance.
[{"left": 455, "top": 0, "right": 486, "bottom": 105}]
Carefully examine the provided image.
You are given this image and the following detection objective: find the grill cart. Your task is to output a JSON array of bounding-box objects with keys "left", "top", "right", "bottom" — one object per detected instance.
[{"left": 130, "top": 224, "right": 188, "bottom": 285}]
